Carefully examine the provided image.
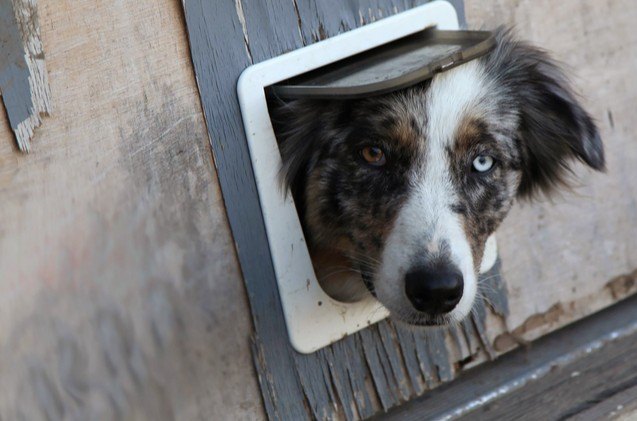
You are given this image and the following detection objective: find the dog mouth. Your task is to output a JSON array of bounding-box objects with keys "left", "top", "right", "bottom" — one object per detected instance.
[
  {"left": 404, "top": 313, "right": 454, "bottom": 327},
  {"left": 391, "top": 310, "right": 455, "bottom": 327},
  {"left": 360, "top": 270, "right": 376, "bottom": 297}
]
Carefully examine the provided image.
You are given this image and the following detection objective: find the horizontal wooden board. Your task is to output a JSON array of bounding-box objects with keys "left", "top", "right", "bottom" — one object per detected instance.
[{"left": 382, "top": 292, "right": 637, "bottom": 420}]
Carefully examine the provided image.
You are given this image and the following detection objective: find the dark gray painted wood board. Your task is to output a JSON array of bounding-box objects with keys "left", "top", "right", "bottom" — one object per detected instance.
[
  {"left": 184, "top": 1, "right": 307, "bottom": 419},
  {"left": 380, "top": 291, "right": 637, "bottom": 421},
  {"left": 183, "top": 0, "right": 507, "bottom": 419},
  {"left": 0, "top": 0, "right": 51, "bottom": 152},
  {"left": 568, "top": 383, "right": 637, "bottom": 421},
  {"left": 0, "top": 0, "right": 31, "bottom": 131}
]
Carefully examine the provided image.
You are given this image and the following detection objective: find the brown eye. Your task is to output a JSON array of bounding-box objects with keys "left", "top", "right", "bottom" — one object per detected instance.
[{"left": 360, "top": 146, "right": 386, "bottom": 166}]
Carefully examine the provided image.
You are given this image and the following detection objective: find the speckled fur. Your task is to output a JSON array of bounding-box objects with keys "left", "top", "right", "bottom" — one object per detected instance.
[{"left": 271, "top": 28, "right": 604, "bottom": 324}]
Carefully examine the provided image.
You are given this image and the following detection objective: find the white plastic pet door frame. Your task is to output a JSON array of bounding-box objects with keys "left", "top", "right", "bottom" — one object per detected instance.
[{"left": 237, "top": 0, "right": 497, "bottom": 354}]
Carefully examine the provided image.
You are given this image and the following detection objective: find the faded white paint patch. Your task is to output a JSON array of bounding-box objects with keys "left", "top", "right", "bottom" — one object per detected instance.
[{"left": 234, "top": 0, "right": 253, "bottom": 62}]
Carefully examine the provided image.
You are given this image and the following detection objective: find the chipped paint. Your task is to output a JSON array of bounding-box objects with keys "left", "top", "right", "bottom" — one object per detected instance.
[
  {"left": 0, "top": 0, "right": 51, "bottom": 151},
  {"left": 606, "top": 268, "right": 637, "bottom": 299},
  {"left": 494, "top": 267, "right": 637, "bottom": 353},
  {"left": 0, "top": 2, "right": 32, "bottom": 134},
  {"left": 494, "top": 304, "right": 566, "bottom": 352},
  {"left": 252, "top": 262, "right": 506, "bottom": 420},
  {"left": 234, "top": 0, "right": 254, "bottom": 62}
]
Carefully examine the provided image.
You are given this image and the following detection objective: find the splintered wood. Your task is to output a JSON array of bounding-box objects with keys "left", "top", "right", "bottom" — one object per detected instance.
[{"left": 0, "top": 0, "right": 51, "bottom": 152}]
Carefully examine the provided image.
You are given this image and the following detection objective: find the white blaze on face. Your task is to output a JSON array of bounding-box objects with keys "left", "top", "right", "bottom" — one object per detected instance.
[{"left": 375, "top": 61, "right": 489, "bottom": 322}]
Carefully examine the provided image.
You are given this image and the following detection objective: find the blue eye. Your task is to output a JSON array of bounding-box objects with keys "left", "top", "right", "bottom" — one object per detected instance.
[{"left": 472, "top": 155, "right": 494, "bottom": 173}]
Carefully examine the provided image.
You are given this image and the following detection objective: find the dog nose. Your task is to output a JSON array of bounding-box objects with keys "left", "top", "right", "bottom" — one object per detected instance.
[{"left": 404, "top": 266, "right": 464, "bottom": 315}]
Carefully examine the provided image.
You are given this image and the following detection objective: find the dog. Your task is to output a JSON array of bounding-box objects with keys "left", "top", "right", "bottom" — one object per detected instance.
[{"left": 271, "top": 29, "right": 604, "bottom": 327}]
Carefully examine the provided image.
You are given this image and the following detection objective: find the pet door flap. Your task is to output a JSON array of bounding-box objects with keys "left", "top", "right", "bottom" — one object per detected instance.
[{"left": 268, "top": 29, "right": 495, "bottom": 100}]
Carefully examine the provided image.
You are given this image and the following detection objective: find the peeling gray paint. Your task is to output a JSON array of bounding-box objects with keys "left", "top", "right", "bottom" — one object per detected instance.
[
  {"left": 239, "top": 0, "right": 303, "bottom": 62},
  {"left": 250, "top": 245, "right": 507, "bottom": 420},
  {"left": 293, "top": 0, "right": 466, "bottom": 45},
  {"left": 0, "top": 0, "right": 32, "bottom": 130},
  {"left": 252, "top": 267, "right": 505, "bottom": 420},
  {"left": 0, "top": 0, "right": 51, "bottom": 151}
]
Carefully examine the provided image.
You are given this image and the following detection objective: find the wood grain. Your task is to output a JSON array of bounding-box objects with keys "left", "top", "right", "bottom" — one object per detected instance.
[
  {"left": 568, "top": 384, "right": 637, "bottom": 421},
  {"left": 465, "top": 0, "right": 637, "bottom": 346},
  {"left": 462, "top": 320, "right": 637, "bottom": 419},
  {"left": 382, "top": 291, "right": 637, "bottom": 420},
  {"left": 0, "top": 0, "right": 261, "bottom": 418},
  {"left": 184, "top": 0, "right": 309, "bottom": 418},
  {"left": 0, "top": 0, "right": 635, "bottom": 419}
]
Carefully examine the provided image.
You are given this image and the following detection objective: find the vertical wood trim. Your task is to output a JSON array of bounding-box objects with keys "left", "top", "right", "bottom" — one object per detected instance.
[
  {"left": 238, "top": 0, "right": 303, "bottom": 62},
  {"left": 183, "top": 1, "right": 308, "bottom": 419}
]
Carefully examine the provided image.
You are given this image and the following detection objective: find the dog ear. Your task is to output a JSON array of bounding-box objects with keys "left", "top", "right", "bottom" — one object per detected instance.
[
  {"left": 269, "top": 98, "right": 326, "bottom": 199},
  {"left": 485, "top": 28, "right": 605, "bottom": 198}
]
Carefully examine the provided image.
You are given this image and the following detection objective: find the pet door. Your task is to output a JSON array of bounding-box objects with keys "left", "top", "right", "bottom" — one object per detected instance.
[{"left": 237, "top": 0, "right": 497, "bottom": 353}]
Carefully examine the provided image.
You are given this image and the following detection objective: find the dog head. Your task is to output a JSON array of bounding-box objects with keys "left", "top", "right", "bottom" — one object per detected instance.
[{"left": 272, "top": 29, "right": 604, "bottom": 326}]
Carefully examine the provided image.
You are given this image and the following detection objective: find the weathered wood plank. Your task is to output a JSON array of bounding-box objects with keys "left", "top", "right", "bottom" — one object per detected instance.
[
  {"left": 426, "top": 328, "right": 454, "bottom": 383},
  {"left": 377, "top": 323, "right": 412, "bottom": 401},
  {"left": 325, "top": 342, "right": 360, "bottom": 420},
  {"left": 567, "top": 384, "right": 637, "bottom": 421},
  {"left": 460, "top": 314, "right": 480, "bottom": 357},
  {"left": 0, "top": 0, "right": 262, "bottom": 418},
  {"left": 184, "top": 0, "right": 309, "bottom": 419},
  {"left": 294, "top": 0, "right": 466, "bottom": 45},
  {"left": 0, "top": 1, "right": 31, "bottom": 137},
  {"left": 360, "top": 327, "right": 400, "bottom": 411},
  {"left": 293, "top": 349, "right": 339, "bottom": 420},
  {"left": 462, "top": 319, "right": 637, "bottom": 419},
  {"left": 449, "top": 324, "right": 471, "bottom": 361},
  {"left": 239, "top": 0, "right": 303, "bottom": 61},
  {"left": 294, "top": 0, "right": 360, "bottom": 43},
  {"left": 471, "top": 293, "right": 497, "bottom": 359},
  {"left": 334, "top": 335, "right": 377, "bottom": 419},
  {"left": 393, "top": 325, "right": 427, "bottom": 395},
  {"left": 411, "top": 328, "right": 440, "bottom": 389},
  {"left": 0, "top": 0, "right": 51, "bottom": 151},
  {"left": 381, "top": 292, "right": 637, "bottom": 420}
]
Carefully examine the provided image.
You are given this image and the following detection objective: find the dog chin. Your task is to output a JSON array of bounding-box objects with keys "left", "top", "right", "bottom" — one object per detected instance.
[{"left": 390, "top": 312, "right": 457, "bottom": 328}]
